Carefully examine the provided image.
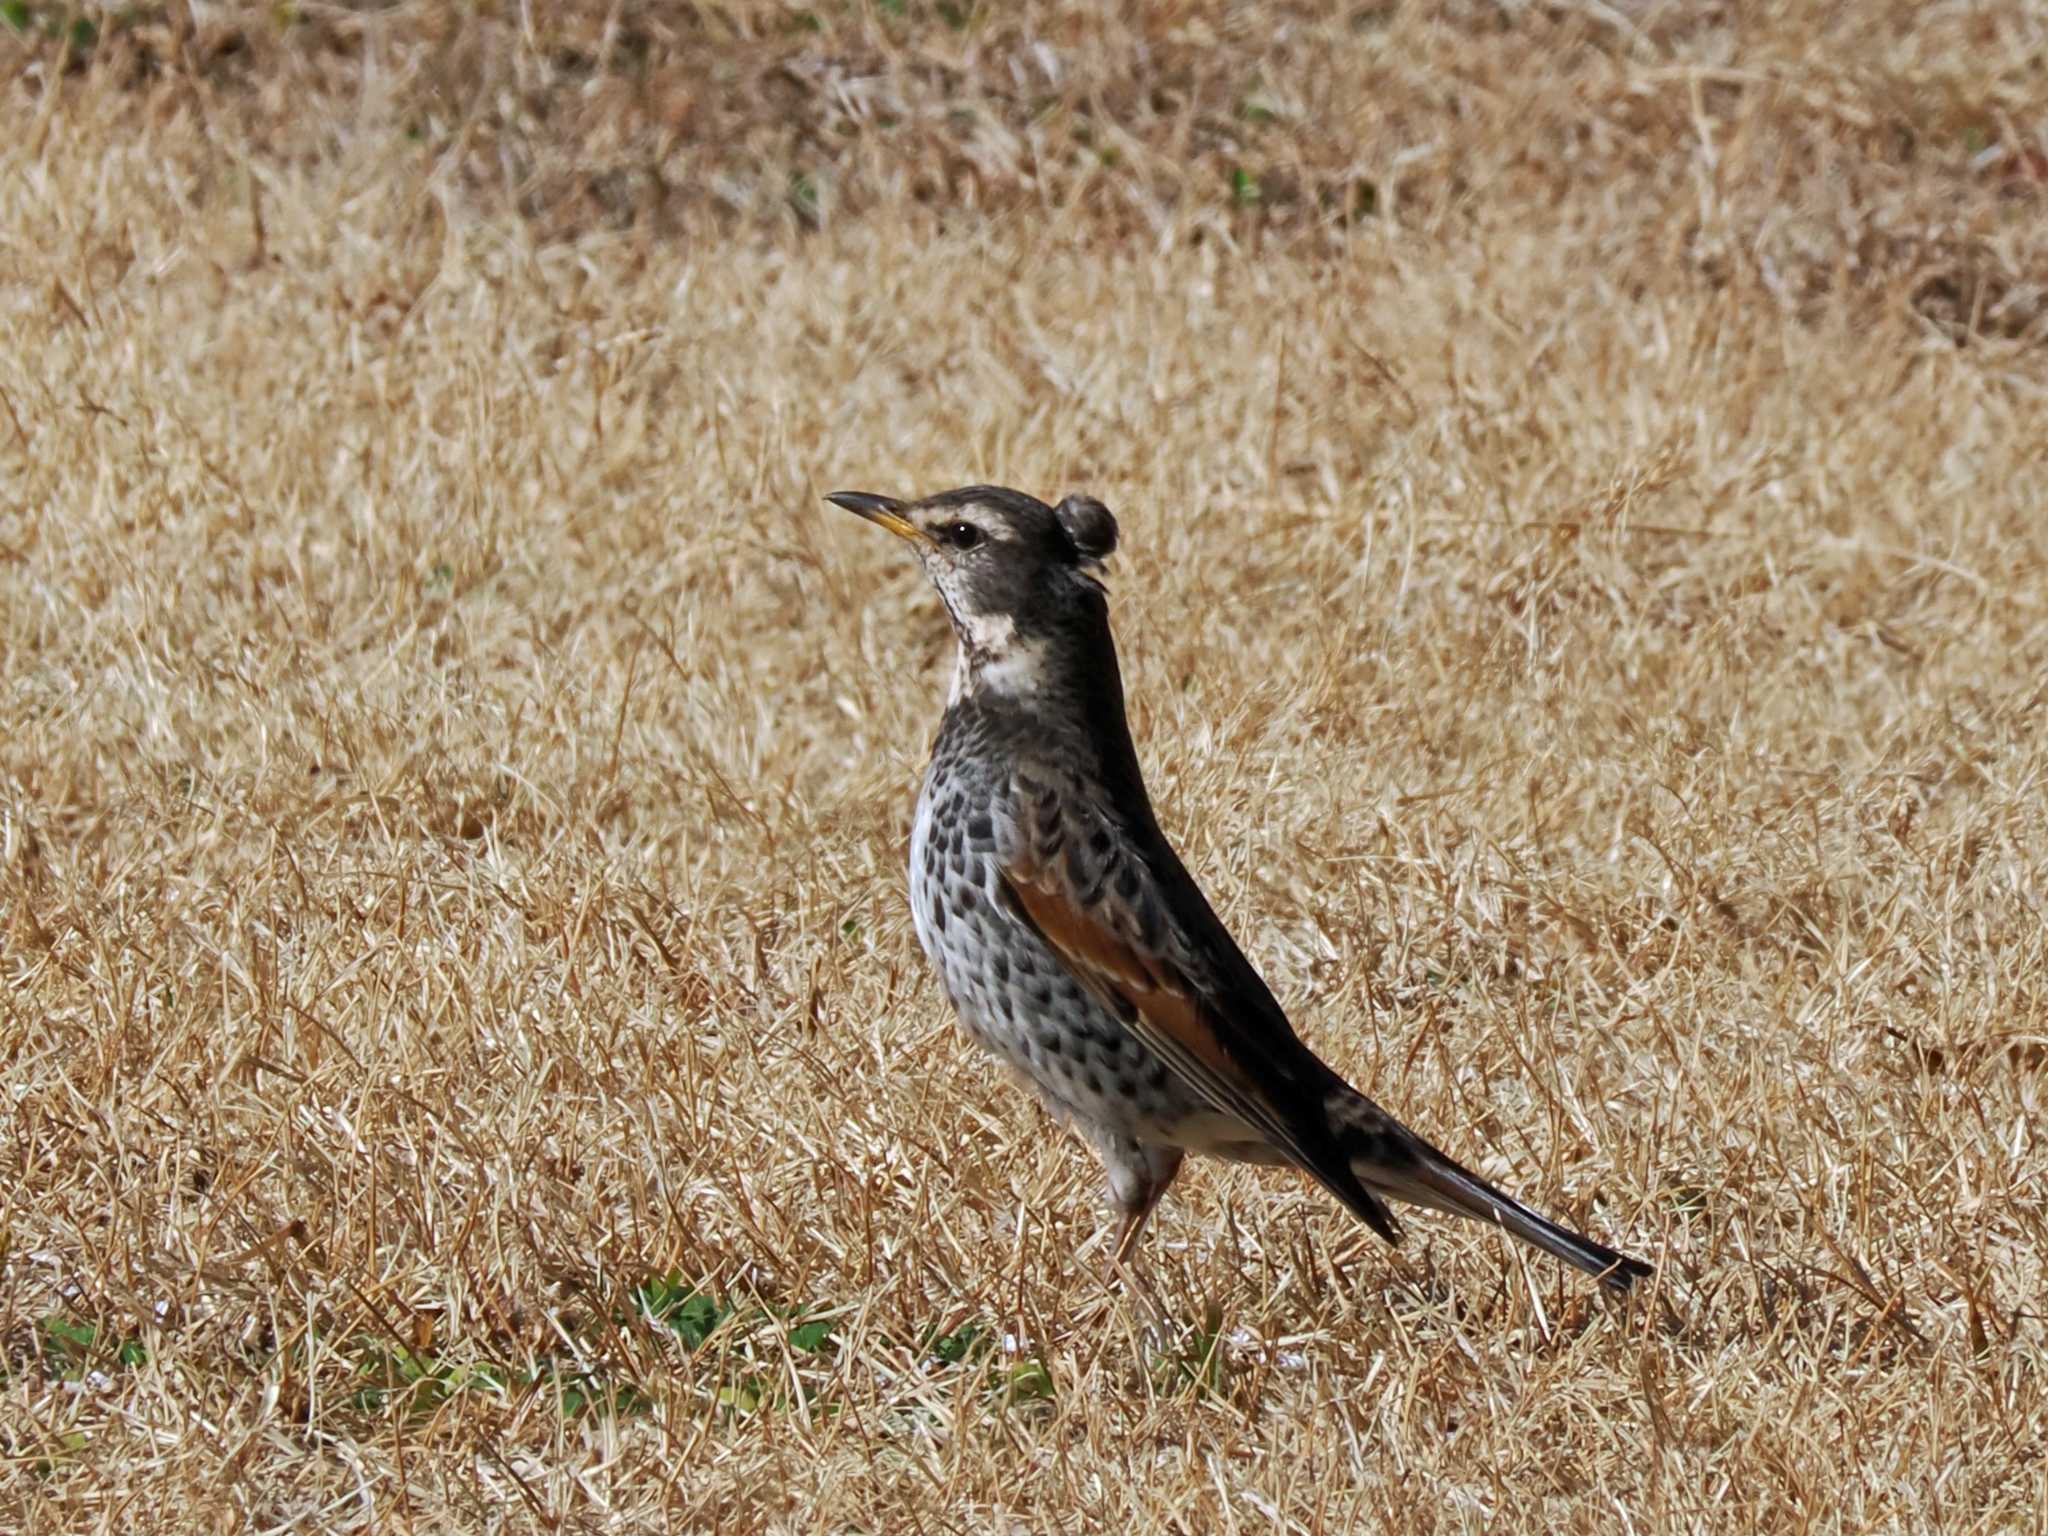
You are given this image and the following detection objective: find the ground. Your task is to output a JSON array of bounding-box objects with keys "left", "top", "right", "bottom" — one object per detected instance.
[{"left": 3, "top": 2, "right": 2046, "bottom": 1531}]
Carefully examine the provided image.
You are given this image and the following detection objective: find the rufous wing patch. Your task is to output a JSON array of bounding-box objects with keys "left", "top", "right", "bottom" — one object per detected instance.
[
  {"left": 998, "top": 864, "right": 1260, "bottom": 1122},
  {"left": 996, "top": 853, "right": 1404, "bottom": 1244}
]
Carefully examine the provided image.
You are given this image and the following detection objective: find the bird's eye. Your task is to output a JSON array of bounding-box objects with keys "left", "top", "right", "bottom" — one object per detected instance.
[{"left": 943, "top": 522, "right": 984, "bottom": 550}]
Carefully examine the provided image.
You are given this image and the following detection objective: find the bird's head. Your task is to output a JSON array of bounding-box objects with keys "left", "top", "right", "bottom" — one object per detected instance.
[{"left": 828, "top": 484, "right": 1119, "bottom": 697}]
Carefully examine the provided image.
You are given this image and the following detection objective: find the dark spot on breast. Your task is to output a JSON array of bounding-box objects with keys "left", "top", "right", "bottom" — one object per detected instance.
[
  {"left": 1032, "top": 983, "right": 1053, "bottom": 1008},
  {"left": 957, "top": 887, "right": 979, "bottom": 913},
  {"left": 967, "top": 814, "right": 993, "bottom": 842},
  {"left": 991, "top": 953, "right": 1010, "bottom": 984},
  {"left": 1084, "top": 1070, "right": 1103, "bottom": 1097},
  {"left": 1145, "top": 1061, "right": 1169, "bottom": 1091},
  {"left": 1116, "top": 864, "right": 1141, "bottom": 901},
  {"left": 1090, "top": 827, "right": 1112, "bottom": 855},
  {"left": 1116, "top": 1072, "right": 1138, "bottom": 1099}
]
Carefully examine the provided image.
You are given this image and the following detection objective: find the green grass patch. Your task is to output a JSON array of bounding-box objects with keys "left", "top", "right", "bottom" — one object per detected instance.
[
  {"left": 30, "top": 1313, "right": 148, "bottom": 1382},
  {"left": 253, "top": 1275, "right": 1055, "bottom": 1431}
]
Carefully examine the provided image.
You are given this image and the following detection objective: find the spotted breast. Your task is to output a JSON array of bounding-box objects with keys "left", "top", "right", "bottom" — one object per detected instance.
[{"left": 909, "top": 705, "right": 1206, "bottom": 1143}]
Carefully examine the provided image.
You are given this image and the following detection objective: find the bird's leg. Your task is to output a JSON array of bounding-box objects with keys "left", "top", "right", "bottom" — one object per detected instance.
[
  {"left": 1099, "top": 1144, "right": 1183, "bottom": 1335},
  {"left": 1108, "top": 1205, "right": 1163, "bottom": 1319}
]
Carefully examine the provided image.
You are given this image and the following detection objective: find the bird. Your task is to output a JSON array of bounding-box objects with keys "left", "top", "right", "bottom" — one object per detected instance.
[{"left": 828, "top": 483, "right": 1652, "bottom": 1298}]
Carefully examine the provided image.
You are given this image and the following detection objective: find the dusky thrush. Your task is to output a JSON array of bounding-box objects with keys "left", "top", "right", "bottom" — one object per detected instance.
[{"left": 831, "top": 484, "right": 1651, "bottom": 1295}]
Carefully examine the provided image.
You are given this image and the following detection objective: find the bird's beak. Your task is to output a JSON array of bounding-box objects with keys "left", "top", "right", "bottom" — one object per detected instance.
[{"left": 827, "top": 491, "right": 928, "bottom": 546}]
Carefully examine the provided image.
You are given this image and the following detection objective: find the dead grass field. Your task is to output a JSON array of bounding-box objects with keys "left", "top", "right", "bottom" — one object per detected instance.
[{"left": 4, "top": 2, "right": 2047, "bottom": 1531}]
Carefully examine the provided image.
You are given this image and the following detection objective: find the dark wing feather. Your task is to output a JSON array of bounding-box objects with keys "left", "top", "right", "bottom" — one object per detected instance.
[
  {"left": 984, "top": 753, "right": 1651, "bottom": 1292},
  {"left": 995, "top": 772, "right": 1403, "bottom": 1244}
]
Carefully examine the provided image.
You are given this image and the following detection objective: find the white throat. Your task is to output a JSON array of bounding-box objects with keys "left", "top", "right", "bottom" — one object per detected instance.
[{"left": 947, "top": 611, "right": 1048, "bottom": 701}]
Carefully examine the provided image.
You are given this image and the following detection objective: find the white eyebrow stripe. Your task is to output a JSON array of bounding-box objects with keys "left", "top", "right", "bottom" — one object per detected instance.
[{"left": 922, "top": 511, "right": 1018, "bottom": 544}]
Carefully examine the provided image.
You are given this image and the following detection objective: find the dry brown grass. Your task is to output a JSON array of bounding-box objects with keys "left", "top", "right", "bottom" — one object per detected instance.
[{"left": 4, "top": 2, "right": 2047, "bottom": 1530}]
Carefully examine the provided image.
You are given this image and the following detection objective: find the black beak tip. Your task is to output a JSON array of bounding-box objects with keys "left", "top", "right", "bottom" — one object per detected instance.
[{"left": 826, "top": 491, "right": 905, "bottom": 517}]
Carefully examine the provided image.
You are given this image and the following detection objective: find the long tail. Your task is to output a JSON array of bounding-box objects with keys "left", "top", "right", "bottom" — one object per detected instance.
[{"left": 1330, "top": 1094, "right": 1652, "bottom": 1293}]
